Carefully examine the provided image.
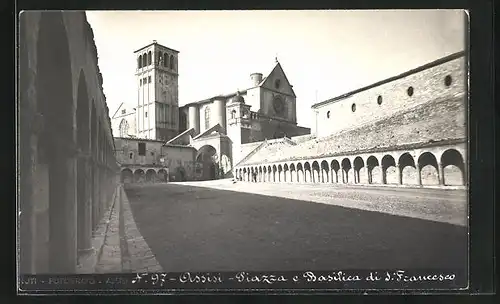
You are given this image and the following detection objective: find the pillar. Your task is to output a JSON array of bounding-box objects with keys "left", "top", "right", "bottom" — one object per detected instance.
[
  {"left": 381, "top": 168, "right": 385, "bottom": 184},
  {"left": 438, "top": 163, "right": 445, "bottom": 185},
  {"left": 397, "top": 165, "right": 402, "bottom": 185},
  {"left": 78, "top": 157, "right": 93, "bottom": 254},
  {"left": 49, "top": 153, "right": 78, "bottom": 273},
  {"left": 416, "top": 164, "right": 422, "bottom": 186},
  {"left": 367, "top": 168, "right": 372, "bottom": 184}
]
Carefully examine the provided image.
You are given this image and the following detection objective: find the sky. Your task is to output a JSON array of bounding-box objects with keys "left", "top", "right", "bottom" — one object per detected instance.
[{"left": 86, "top": 10, "right": 466, "bottom": 128}]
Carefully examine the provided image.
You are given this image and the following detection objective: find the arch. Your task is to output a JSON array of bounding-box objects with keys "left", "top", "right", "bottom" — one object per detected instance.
[
  {"left": 320, "top": 160, "right": 329, "bottom": 183},
  {"left": 398, "top": 152, "right": 417, "bottom": 185},
  {"left": 366, "top": 156, "right": 380, "bottom": 184},
  {"left": 138, "top": 55, "right": 142, "bottom": 68},
  {"left": 304, "top": 162, "right": 311, "bottom": 183},
  {"left": 296, "top": 163, "right": 304, "bottom": 183},
  {"left": 163, "top": 52, "right": 168, "bottom": 67},
  {"left": 76, "top": 70, "right": 91, "bottom": 253},
  {"left": 158, "top": 169, "right": 167, "bottom": 182},
  {"left": 231, "top": 109, "right": 236, "bottom": 119},
  {"left": 312, "top": 161, "right": 320, "bottom": 183},
  {"left": 381, "top": 154, "right": 397, "bottom": 184},
  {"left": 35, "top": 12, "right": 76, "bottom": 274},
  {"left": 196, "top": 145, "right": 218, "bottom": 180},
  {"left": 147, "top": 51, "right": 152, "bottom": 65},
  {"left": 418, "top": 152, "right": 439, "bottom": 185},
  {"left": 341, "top": 158, "right": 351, "bottom": 184},
  {"left": 142, "top": 53, "right": 147, "bottom": 67},
  {"left": 272, "top": 164, "right": 277, "bottom": 182},
  {"left": 146, "top": 169, "right": 156, "bottom": 183},
  {"left": 170, "top": 55, "right": 175, "bottom": 69},
  {"left": 441, "top": 149, "right": 465, "bottom": 186},
  {"left": 353, "top": 156, "right": 365, "bottom": 184},
  {"left": 330, "top": 160, "right": 340, "bottom": 183},
  {"left": 121, "top": 168, "right": 133, "bottom": 183},
  {"left": 134, "top": 169, "right": 145, "bottom": 183}
]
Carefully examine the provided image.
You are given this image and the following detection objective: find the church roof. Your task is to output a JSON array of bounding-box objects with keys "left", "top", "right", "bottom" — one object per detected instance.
[
  {"left": 134, "top": 41, "right": 179, "bottom": 54},
  {"left": 182, "top": 59, "right": 295, "bottom": 107}
]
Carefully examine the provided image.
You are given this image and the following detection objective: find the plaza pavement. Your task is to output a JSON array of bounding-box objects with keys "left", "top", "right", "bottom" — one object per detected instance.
[{"left": 93, "top": 180, "right": 467, "bottom": 274}]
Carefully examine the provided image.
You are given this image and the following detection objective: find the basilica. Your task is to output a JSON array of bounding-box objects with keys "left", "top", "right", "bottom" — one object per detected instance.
[{"left": 112, "top": 41, "right": 310, "bottom": 181}]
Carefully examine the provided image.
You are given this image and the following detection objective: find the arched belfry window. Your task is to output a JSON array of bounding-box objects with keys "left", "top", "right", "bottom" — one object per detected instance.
[
  {"left": 119, "top": 119, "right": 130, "bottom": 137},
  {"left": 170, "top": 55, "right": 175, "bottom": 70},
  {"left": 142, "top": 54, "right": 147, "bottom": 67},
  {"left": 204, "top": 106, "right": 211, "bottom": 130},
  {"left": 231, "top": 109, "right": 236, "bottom": 119},
  {"left": 147, "top": 51, "right": 152, "bottom": 65},
  {"left": 138, "top": 55, "right": 142, "bottom": 68},
  {"left": 164, "top": 52, "right": 168, "bottom": 68}
]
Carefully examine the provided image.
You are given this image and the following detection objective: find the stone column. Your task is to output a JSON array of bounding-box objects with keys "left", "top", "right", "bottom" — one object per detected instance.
[
  {"left": 78, "top": 156, "right": 93, "bottom": 255},
  {"left": 49, "top": 150, "right": 78, "bottom": 274},
  {"left": 416, "top": 164, "right": 422, "bottom": 186},
  {"left": 397, "top": 165, "right": 402, "bottom": 185},
  {"left": 438, "top": 163, "right": 445, "bottom": 186},
  {"left": 367, "top": 168, "right": 372, "bottom": 184},
  {"left": 380, "top": 168, "right": 385, "bottom": 184}
]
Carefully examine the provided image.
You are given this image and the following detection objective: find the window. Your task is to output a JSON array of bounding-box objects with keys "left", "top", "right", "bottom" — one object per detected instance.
[
  {"left": 147, "top": 51, "right": 152, "bottom": 65},
  {"left": 326, "top": 111, "right": 330, "bottom": 119},
  {"left": 148, "top": 76, "right": 151, "bottom": 83},
  {"left": 377, "top": 95, "right": 383, "bottom": 105},
  {"left": 351, "top": 103, "right": 356, "bottom": 112},
  {"left": 274, "top": 79, "right": 281, "bottom": 89},
  {"left": 138, "top": 55, "right": 142, "bottom": 69},
  {"left": 129, "top": 153, "right": 133, "bottom": 159},
  {"left": 444, "top": 75, "right": 452, "bottom": 87},
  {"left": 119, "top": 119, "right": 129, "bottom": 137},
  {"left": 143, "top": 77, "right": 147, "bottom": 84},
  {"left": 407, "top": 86, "right": 414, "bottom": 97},
  {"left": 138, "top": 142, "right": 146, "bottom": 156},
  {"left": 145, "top": 112, "right": 148, "bottom": 118},
  {"left": 142, "top": 54, "right": 147, "bottom": 67},
  {"left": 204, "top": 106, "right": 211, "bottom": 130},
  {"left": 170, "top": 55, "right": 174, "bottom": 70},
  {"left": 231, "top": 109, "right": 236, "bottom": 119},
  {"left": 164, "top": 52, "right": 168, "bottom": 67},
  {"left": 151, "top": 152, "right": 154, "bottom": 156},
  {"left": 121, "top": 109, "right": 126, "bottom": 114},
  {"left": 139, "top": 79, "right": 142, "bottom": 86}
]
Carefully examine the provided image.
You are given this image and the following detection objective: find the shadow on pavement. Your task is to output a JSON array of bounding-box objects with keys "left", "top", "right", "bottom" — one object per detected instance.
[{"left": 124, "top": 183, "right": 468, "bottom": 273}]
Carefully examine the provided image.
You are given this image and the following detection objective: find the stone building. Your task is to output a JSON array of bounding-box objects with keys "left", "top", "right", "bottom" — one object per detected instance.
[
  {"left": 114, "top": 137, "right": 199, "bottom": 182},
  {"left": 112, "top": 45, "right": 311, "bottom": 180},
  {"left": 19, "top": 11, "right": 120, "bottom": 274},
  {"left": 234, "top": 51, "right": 468, "bottom": 189}
]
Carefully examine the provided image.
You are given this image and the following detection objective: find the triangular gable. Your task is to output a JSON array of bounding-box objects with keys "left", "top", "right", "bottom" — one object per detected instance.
[
  {"left": 259, "top": 62, "right": 296, "bottom": 97},
  {"left": 167, "top": 128, "right": 196, "bottom": 145},
  {"left": 112, "top": 102, "right": 136, "bottom": 119},
  {"left": 112, "top": 102, "right": 124, "bottom": 119},
  {"left": 193, "top": 123, "right": 226, "bottom": 140}
]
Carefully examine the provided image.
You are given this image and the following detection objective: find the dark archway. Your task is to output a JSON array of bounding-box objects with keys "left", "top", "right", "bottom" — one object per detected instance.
[
  {"left": 304, "top": 162, "right": 312, "bottom": 183},
  {"left": 289, "top": 163, "right": 296, "bottom": 182},
  {"left": 341, "top": 158, "right": 351, "bottom": 184},
  {"left": 418, "top": 152, "right": 439, "bottom": 185},
  {"left": 196, "top": 145, "right": 218, "bottom": 180},
  {"left": 330, "top": 160, "right": 340, "bottom": 183},
  {"left": 353, "top": 157, "right": 365, "bottom": 184},
  {"left": 312, "top": 161, "right": 320, "bottom": 183},
  {"left": 366, "top": 156, "right": 380, "bottom": 184},
  {"left": 297, "top": 163, "right": 304, "bottom": 183},
  {"left": 134, "top": 169, "right": 145, "bottom": 183},
  {"left": 399, "top": 152, "right": 417, "bottom": 185},
  {"left": 381, "top": 155, "right": 397, "bottom": 184},
  {"left": 35, "top": 12, "right": 76, "bottom": 274},
  {"left": 441, "top": 149, "right": 465, "bottom": 185},
  {"left": 146, "top": 169, "right": 156, "bottom": 182},
  {"left": 121, "top": 169, "right": 133, "bottom": 183}
]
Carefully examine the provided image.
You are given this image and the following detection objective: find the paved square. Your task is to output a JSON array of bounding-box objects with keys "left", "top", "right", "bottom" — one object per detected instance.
[{"left": 123, "top": 181, "right": 467, "bottom": 273}]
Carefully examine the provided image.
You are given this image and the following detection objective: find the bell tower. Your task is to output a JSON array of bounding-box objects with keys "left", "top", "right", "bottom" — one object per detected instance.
[{"left": 134, "top": 40, "right": 179, "bottom": 141}]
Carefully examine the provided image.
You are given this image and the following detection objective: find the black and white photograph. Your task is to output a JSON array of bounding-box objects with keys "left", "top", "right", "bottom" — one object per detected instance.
[{"left": 18, "top": 9, "right": 470, "bottom": 292}]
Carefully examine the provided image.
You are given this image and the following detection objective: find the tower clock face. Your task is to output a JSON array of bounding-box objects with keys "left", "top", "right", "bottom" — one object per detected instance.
[{"left": 273, "top": 96, "right": 285, "bottom": 114}]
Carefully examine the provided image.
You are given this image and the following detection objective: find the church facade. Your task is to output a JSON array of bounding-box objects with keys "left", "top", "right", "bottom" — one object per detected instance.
[{"left": 112, "top": 41, "right": 310, "bottom": 181}]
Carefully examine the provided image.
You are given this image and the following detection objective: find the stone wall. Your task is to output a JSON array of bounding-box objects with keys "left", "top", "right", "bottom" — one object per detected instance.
[
  {"left": 242, "top": 94, "right": 466, "bottom": 165},
  {"left": 19, "top": 11, "right": 120, "bottom": 274},
  {"left": 312, "top": 53, "right": 466, "bottom": 139}
]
